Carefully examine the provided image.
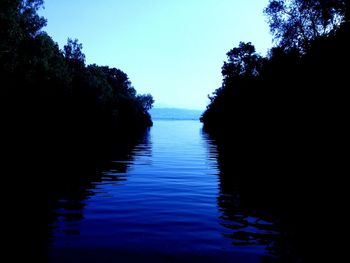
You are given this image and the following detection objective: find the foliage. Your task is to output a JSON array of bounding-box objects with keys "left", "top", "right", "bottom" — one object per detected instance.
[
  {"left": 201, "top": 1, "right": 349, "bottom": 167},
  {"left": 202, "top": 0, "right": 349, "bottom": 131},
  {"left": 63, "top": 38, "right": 85, "bottom": 67},
  {"left": 137, "top": 94, "right": 154, "bottom": 112},
  {"left": 264, "top": 0, "right": 347, "bottom": 51},
  {"left": 1, "top": 0, "right": 153, "bottom": 152},
  {"left": 222, "top": 42, "right": 264, "bottom": 78},
  {"left": 201, "top": 5, "right": 349, "bottom": 260}
]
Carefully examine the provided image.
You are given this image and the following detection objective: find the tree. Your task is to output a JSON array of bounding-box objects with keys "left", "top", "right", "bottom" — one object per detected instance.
[
  {"left": 137, "top": 94, "right": 154, "bottom": 112},
  {"left": 63, "top": 38, "right": 85, "bottom": 66},
  {"left": 0, "top": 0, "right": 46, "bottom": 40},
  {"left": 221, "top": 42, "right": 263, "bottom": 80},
  {"left": 264, "top": 0, "right": 346, "bottom": 51},
  {"left": 201, "top": 42, "right": 264, "bottom": 128},
  {"left": 19, "top": 0, "right": 47, "bottom": 37},
  {"left": 0, "top": 0, "right": 46, "bottom": 72},
  {"left": 1, "top": 0, "right": 154, "bottom": 144},
  {"left": 104, "top": 67, "right": 136, "bottom": 98}
]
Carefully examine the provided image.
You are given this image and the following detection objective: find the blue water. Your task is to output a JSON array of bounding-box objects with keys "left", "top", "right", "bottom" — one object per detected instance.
[
  {"left": 150, "top": 108, "right": 202, "bottom": 120},
  {"left": 48, "top": 120, "right": 277, "bottom": 262}
]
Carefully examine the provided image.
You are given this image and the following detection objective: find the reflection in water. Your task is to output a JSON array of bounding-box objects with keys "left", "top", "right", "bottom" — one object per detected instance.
[
  {"left": 202, "top": 131, "right": 279, "bottom": 257},
  {"left": 49, "top": 129, "right": 152, "bottom": 242},
  {"left": 3, "top": 127, "right": 151, "bottom": 263},
  {"left": 22, "top": 120, "right": 284, "bottom": 262}
]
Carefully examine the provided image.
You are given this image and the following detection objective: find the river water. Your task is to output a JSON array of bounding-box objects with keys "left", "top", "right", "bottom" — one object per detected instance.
[{"left": 47, "top": 120, "right": 278, "bottom": 262}]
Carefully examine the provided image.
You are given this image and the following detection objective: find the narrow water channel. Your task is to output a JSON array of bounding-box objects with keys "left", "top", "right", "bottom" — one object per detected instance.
[{"left": 48, "top": 120, "right": 278, "bottom": 263}]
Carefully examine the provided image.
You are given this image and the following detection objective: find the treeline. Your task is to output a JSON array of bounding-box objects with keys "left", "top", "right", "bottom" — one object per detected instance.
[
  {"left": 1, "top": 0, "right": 154, "bottom": 153},
  {"left": 201, "top": 0, "right": 349, "bottom": 167},
  {"left": 201, "top": 1, "right": 349, "bottom": 261},
  {"left": 1, "top": 2, "right": 154, "bottom": 259}
]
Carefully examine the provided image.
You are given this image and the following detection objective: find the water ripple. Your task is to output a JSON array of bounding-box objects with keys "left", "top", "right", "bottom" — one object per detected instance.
[{"left": 48, "top": 120, "right": 278, "bottom": 262}]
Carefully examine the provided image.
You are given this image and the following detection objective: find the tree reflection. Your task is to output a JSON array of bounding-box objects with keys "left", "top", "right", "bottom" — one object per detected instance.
[
  {"left": 5, "top": 129, "right": 151, "bottom": 263},
  {"left": 202, "top": 125, "right": 326, "bottom": 262},
  {"left": 202, "top": 130, "right": 281, "bottom": 261}
]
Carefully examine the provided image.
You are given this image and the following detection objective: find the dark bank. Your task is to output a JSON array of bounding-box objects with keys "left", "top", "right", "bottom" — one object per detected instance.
[{"left": 201, "top": 0, "right": 349, "bottom": 261}]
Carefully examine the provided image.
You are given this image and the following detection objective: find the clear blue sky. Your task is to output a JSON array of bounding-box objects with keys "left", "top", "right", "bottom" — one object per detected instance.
[{"left": 40, "top": 0, "right": 272, "bottom": 110}]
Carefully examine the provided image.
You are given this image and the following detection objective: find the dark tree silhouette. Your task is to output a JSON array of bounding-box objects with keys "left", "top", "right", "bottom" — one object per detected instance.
[
  {"left": 1, "top": 0, "right": 153, "bottom": 142},
  {"left": 202, "top": 2, "right": 349, "bottom": 262},
  {"left": 222, "top": 42, "right": 263, "bottom": 78},
  {"left": 64, "top": 38, "right": 86, "bottom": 66},
  {"left": 0, "top": 0, "right": 46, "bottom": 74},
  {"left": 1, "top": 2, "right": 154, "bottom": 261},
  {"left": 264, "top": 0, "right": 346, "bottom": 51},
  {"left": 137, "top": 94, "right": 155, "bottom": 112}
]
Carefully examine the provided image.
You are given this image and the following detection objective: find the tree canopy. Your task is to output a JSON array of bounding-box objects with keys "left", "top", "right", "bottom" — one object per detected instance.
[
  {"left": 264, "top": 0, "right": 347, "bottom": 51},
  {"left": 1, "top": 0, "right": 154, "bottom": 152},
  {"left": 201, "top": 0, "right": 349, "bottom": 149},
  {"left": 222, "top": 42, "right": 263, "bottom": 79}
]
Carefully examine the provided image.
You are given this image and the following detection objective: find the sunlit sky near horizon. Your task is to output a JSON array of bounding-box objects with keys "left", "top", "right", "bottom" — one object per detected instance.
[{"left": 40, "top": 0, "right": 272, "bottom": 110}]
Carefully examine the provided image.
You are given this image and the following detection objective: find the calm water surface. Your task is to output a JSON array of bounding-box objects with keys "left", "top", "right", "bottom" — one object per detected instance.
[{"left": 48, "top": 120, "right": 278, "bottom": 262}]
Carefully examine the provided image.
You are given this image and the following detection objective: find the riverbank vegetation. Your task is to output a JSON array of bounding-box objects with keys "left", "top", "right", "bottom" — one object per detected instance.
[
  {"left": 201, "top": 0, "right": 349, "bottom": 194},
  {"left": 1, "top": 0, "right": 154, "bottom": 155},
  {"left": 201, "top": 1, "right": 349, "bottom": 261},
  {"left": 202, "top": 0, "right": 348, "bottom": 137},
  {"left": 1, "top": 2, "right": 154, "bottom": 260}
]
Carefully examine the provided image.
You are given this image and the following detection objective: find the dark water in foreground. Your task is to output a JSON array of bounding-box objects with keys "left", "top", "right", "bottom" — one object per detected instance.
[{"left": 47, "top": 120, "right": 279, "bottom": 262}]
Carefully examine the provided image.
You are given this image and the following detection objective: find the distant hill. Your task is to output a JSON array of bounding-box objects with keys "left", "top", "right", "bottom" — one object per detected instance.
[{"left": 150, "top": 108, "right": 203, "bottom": 120}]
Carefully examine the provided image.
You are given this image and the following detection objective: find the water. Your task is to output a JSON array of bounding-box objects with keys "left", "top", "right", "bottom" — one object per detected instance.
[
  {"left": 149, "top": 108, "right": 202, "bottom": 120},
  {"left": 48, "top": 120, "right": 278, "bottom": 262}
]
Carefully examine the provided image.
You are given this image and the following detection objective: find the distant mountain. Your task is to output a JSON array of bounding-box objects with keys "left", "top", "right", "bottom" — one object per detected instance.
[{"left": 150, "top": 108, "right": 203, "bottom": 120}]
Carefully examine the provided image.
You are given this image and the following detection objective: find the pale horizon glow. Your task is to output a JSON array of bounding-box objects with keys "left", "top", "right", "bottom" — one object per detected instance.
[{"left": 40, "top": 0, "right": 272, "bottom": 110}]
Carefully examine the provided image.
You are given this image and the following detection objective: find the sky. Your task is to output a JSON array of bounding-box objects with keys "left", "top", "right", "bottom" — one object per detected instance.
[{"left": 40, "top": 0, "right": 272, "bottom": 110}]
